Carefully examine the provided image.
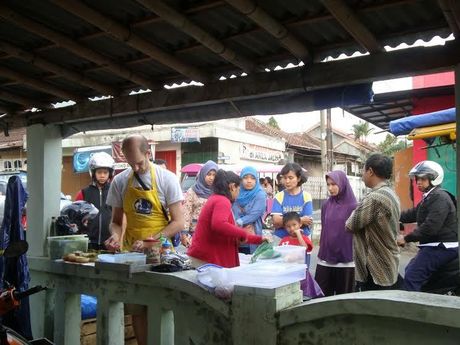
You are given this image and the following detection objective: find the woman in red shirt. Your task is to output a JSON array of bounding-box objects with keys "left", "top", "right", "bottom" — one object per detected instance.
[{"left": 188, "top": 170, "right": 266, "bottom": 268}]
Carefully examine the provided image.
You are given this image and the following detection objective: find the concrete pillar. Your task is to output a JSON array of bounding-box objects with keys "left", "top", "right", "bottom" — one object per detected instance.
[
  {"left": 96, "top": 299, "right": 124, "bottom": 345},
  {"left": 148, "top": 306, "right": 174, "bottom": 345},
  {"left": 54, "top": 291, "right": 81, "bottom": 345},
  {"left": 231, "top": 282, "right": 303, "bottom": 345},
  {"left": 456, "top": 64, "right": 460, "bottom": 267},
  {"left": 26, "top": 124, "right": 62, "bottom": 257}
]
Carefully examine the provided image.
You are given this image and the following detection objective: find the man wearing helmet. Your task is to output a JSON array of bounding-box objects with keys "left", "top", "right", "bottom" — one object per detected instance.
[
  {"left": 398, "top": 160, "right": 458, "bottom": 291},
  {"left": 75, "top": 151, "right": 115, "bottom": 250}
]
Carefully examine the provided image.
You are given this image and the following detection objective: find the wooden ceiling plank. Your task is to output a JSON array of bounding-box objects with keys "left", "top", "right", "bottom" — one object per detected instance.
[
  {"left": 0, "top": 65, "right": 79, "bottom": 101},
  {"left": 0, "top": 4, "right": 158, "bottom": 90},
  {"left": 28, "top": 40, "right": 460, "bottom": 126},
  {"left": 224, "top": 0, "right": 311, "bottom": 62},
  {"left": 51, "top": 0, "right": 210, "bottom": 83},
  {"left": 321, "top": 0, "right": 384, "bottom": 53},
  {"left": 0, "top": 40, "right": 117, "bottom": 96},
  {"left": 136, "top": 0, "right": 257, "bottom": 73}
]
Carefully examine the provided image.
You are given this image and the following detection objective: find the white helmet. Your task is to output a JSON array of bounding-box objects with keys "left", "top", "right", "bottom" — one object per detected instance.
[
  {"left": 409, "top": 160, "right": 444, "bottom": 186},
  {"left": 88, "top": 152, "right": 115, "bottom": 178}
]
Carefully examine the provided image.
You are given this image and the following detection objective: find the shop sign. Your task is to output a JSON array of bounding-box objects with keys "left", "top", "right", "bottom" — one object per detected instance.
[
  {"left": 171, "top": 127, "right": 200, "bottom": 143},
  {"left": 240, "top": 144, "right": 283, "bottom": 163},
  {"left": 73, "top": 145, "right": 111, "bottom": 173}
]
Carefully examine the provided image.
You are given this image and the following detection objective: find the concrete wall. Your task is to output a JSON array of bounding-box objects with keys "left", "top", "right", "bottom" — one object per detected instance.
[{"left": 29, "top": 257, "right": 460, "bottom": 345}]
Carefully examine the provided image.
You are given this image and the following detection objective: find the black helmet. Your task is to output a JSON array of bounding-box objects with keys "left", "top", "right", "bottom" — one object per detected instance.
[{"left": 58, "top": 201, "right": 99, "bottom": 235}]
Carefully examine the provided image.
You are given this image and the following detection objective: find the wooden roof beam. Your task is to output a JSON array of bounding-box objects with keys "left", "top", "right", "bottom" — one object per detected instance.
[
  {"left": 0, "top": 89, "right": 50, "bottom": 109},
  {"left": 51, "top": 0, "right": 210, "bottom": 83},
  {"left": 224, "top": 0, "right": 311, "bottom": 62},
  {"left": 438, "top": 0, "right": 460, "bottom": 37},
  {"left": 29, "top": 40, "right": 460, "bottom": 126},
  {"left": 321, "top": 0, "right": 384, "bottom": 53},
  {"left": 0, "top": 65, "right": 79, "bottom": 101},
  {"left": 0, "top": 41, "right": 117, "bottom": 96},
  {"left": 0, "top": 4, "right": 158, "bottom": 91},
  {"left": 136, "top": 0, "right": 257, "bottom": 73}
]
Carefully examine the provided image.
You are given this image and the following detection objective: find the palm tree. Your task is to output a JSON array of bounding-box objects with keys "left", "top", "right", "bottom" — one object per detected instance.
[{"left": 352, "top": 121, "right": 373, "bottom": 142}]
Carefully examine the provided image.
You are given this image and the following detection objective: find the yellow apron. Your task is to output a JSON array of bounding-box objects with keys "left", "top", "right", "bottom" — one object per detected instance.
[{"left": 122, "top": 163, "right": 169, "bottom": 249}]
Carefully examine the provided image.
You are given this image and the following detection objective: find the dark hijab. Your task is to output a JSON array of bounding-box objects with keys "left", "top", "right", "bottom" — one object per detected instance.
[{"left": 193, "top": 160, "right": 218, "bottom": 198}]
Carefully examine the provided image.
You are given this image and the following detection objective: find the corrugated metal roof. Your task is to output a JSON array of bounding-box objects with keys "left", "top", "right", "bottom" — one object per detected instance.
[
  {"left": 0, "top": 0, "right": 456, "bottom": 128},
  {"left": 343, "top": 84, "right": 455, "bottom": 130}
]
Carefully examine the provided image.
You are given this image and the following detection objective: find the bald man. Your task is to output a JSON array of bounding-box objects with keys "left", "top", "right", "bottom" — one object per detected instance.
[{"left": 105, "top": 134, "right": 184, "bottom": 345}]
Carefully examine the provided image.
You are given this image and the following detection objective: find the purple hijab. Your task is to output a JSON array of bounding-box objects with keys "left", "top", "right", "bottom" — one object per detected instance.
[
  {"left": 318, "top": 170, "right": 357, "bottom": 264},
  {"left": 193, "top": 160, "right": 218, "bottom": 199}
]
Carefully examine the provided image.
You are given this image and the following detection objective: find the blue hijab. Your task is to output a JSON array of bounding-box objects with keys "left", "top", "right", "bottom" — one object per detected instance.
[
  {"left": 236, "top": 166, "right": 264, "bottom": 207},
  {"left": 193, "top": 160, "right": 218, "bottom": 198}
]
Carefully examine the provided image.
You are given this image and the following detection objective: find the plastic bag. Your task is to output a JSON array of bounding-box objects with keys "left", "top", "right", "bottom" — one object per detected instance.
[
  {"left": 196, "top": 264, "right": 234, "bottom": 300},
  {"left": 250, "top": 242, "right": 280, "bottom": 263},
  {"left": 300, "top": 270, "right": 324, "bottom": 299}
]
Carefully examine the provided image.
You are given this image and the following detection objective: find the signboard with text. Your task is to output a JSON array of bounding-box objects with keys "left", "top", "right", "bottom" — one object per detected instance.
[
  {"left": 240, "top": 144, "right": 283, "bottom": 163},
  {"left": 171, "top": 127, "right": 200, "bottom": 143}
]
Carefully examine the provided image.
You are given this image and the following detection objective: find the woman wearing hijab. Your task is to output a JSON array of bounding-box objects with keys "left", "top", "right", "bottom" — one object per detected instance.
[
  {"left": 181, "top": 160, "right": 218, "bottom": 247},
  {"left": 315, "top": 170, "right": 357, "bottom": 296},
  {"left": 232, "top": 166, "right": 267, "bottom": 254}
]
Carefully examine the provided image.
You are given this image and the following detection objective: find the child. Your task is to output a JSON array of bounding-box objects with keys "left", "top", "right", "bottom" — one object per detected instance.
[
  {"left": 279, "top": 212, "right": 313, "bottom": 253},
  {"left": 280, "top": 212, "right": 323, "bottom": 299}
]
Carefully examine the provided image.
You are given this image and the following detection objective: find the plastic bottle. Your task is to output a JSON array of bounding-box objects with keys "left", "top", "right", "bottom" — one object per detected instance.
[
  {"left": 49, "top": 217, "right": 56, "bottom": 237},
  {"left": 161, "top": 241, "right": 172, "bottom": 256}
]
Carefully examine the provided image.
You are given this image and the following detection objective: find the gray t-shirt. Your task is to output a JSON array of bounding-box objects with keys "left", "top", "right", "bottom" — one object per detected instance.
[{"left": 106, "top": 164, "right": 184, "bottom": 209}]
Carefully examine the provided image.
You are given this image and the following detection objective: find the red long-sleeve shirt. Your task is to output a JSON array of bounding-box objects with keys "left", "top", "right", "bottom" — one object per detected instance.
[{"left": 187, "top": 194, "right": 263, "bottom": 268}]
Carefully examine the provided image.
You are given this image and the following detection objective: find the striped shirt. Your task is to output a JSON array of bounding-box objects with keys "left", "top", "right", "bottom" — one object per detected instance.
[{"left": 346, "top": 182, "right": 401, "bottom": 286}]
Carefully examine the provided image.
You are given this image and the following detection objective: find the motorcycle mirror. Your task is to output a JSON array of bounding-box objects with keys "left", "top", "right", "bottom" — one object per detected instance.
[{"left": 2, "top": 240, "right": 28, "bottom": 258}]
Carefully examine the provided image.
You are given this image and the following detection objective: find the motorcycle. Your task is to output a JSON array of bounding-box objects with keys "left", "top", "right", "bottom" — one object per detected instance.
[
  {"left": 0, "top": 241, "right": 52, "bottom": 345},
  {"left": 421, "top": 256, "right": 460, "bottom": 295}
]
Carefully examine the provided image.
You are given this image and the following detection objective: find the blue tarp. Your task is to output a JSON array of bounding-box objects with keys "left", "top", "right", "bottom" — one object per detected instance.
[
  {"left": 81, "top": 294, "right": 97, "bottom": 320},
  {"left": 389, "top": 107, "right": 456, "bottom": 136}
]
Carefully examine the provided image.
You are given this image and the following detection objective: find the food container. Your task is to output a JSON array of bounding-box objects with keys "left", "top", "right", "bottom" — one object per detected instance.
[
  {"left": 143, "top": 238, "right": 161, "bottom": 265},
  {"left": 97, "top": 253, "right": 146, "bottom": 265},
  {"left": 273, "top": 245, "right": 306, "bottom": 264},
  {"left": 228, "top": 262, "right": 307, "bottom": 289},
  {"left": 47, "top": 235, "right": 89, "bottom": 260}
]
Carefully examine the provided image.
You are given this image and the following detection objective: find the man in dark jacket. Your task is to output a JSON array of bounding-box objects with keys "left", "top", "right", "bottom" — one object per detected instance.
[
  {"left": 398, "top": 160, "right": 458, "bottom": 291},
  {"left": 75, "top": 152, "right": 114, "bottom": 250}
]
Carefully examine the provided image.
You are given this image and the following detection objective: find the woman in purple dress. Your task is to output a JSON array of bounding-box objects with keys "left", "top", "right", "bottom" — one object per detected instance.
[{"left": 315, "top": 170, "right": 357, "bottom": 296}]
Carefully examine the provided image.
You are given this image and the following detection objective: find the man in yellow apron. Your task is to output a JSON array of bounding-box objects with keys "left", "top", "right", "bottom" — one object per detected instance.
[{"left": 105, "top": 134, "right": 184, "bottom": 345}]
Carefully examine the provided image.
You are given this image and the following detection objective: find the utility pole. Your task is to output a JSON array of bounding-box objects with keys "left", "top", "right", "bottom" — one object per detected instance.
[
  {"left": 320, "top": 109, "right": 327, "bottom": 176},
  {"left": 326, "top": 108, "right": 333, "bottom": 172}
]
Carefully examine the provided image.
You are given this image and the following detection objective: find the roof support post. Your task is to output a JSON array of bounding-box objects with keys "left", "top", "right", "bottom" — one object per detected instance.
[
  {"left": 26, "top": 124, "right": 62, "bottom": 257},
  {"left": 455, "top": 63, "right": 460, "bottom": 269}
]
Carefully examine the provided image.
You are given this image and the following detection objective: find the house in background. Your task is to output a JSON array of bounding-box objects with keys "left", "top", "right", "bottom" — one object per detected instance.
[
  {"left": 0, "top": 128, "right": 27, "bottom": 171},
  {"left": 304, "top": 122, "right": 377, "bottom": 176}
]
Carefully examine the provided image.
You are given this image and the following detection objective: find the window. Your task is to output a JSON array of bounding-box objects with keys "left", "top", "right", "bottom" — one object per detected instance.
[
  {"left": 14, "top": 160, "right": 22, "bottom": 169},
  {"left": 3, "top": 161, "right": 12, "bottom": 171}
]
